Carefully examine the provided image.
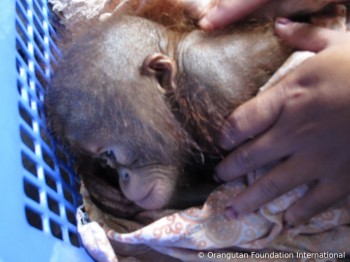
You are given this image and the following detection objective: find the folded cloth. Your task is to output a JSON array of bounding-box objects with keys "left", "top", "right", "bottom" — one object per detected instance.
[{"left": 51, "top": 2, "right": 350, "bottom": 261}]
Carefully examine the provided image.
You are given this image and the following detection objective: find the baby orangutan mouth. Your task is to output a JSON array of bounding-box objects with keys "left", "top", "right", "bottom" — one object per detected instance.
[{"left": 117, "top": 166, "right": 177, "bottom": 210}]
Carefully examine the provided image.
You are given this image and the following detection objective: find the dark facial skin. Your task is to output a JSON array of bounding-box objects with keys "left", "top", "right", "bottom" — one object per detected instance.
[{"left": 45, "top": 15, "right": 291, "bottom": 217}]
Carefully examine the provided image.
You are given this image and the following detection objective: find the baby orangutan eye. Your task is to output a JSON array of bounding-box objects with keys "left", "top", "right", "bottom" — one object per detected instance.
[
  {"left": 101, "top": 150, "right": 117, "bottom": 161},
  {"left": 99, "top": 150, "right": 117, "bottom": 169},
  {"left": 118, "top": 167, "right": 130, "bottom": 183}
]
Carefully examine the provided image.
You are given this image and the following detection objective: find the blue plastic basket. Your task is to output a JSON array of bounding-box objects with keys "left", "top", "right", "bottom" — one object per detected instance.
[{"left": 0, "top": 1, "right": 93, "bottom": 261}]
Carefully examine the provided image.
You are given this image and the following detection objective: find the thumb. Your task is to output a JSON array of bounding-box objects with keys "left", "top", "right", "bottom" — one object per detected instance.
[
  {"left": 199, "top": 0, "right": 270, "bottom": 30},
  {"left": 274, "top": 18, "right": 339, "bottom": 52}
]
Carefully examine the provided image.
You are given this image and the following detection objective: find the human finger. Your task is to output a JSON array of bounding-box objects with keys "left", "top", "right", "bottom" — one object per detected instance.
[
  {"left": 215, "top": 125, "right": 291, "bottom": 181},
  {"left": 219, "top": 80, "right": 285, "bottom": 151},
  {"left": 177, "top": 0, "right": 214, "bottom": 19},
  {"left": 224, "top": 155, "right": 315, "bottom": 218},
  {"left": 271, "top": 0, "right": 349, "bottom": 19},
  {"left": 284, "top": 174, "right": 350, "bottom": 225},
  {"left": 199, "top": 0, "right": 270, "bottom": 30},
  {"left": 274, "top": 18, "right": 342, "bottom": 52}
]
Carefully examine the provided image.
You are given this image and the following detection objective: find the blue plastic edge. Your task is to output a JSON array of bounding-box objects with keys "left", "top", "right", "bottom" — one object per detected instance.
[{"left": 0, "top": 1, "right": 93, "bottom": 261}]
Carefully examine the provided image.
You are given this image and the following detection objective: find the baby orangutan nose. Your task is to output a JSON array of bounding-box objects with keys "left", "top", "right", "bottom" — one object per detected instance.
[{"left": 117, "top": 166, "right": 177, "bottom": 210}]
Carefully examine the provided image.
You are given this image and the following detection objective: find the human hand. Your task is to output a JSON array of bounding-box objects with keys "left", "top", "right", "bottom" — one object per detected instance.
[
  {"left": 215, "top": 19, "right": 350, "bottom": 225},
  {"left": 198, "top": 0, "right": 346, "bottom": 30}
]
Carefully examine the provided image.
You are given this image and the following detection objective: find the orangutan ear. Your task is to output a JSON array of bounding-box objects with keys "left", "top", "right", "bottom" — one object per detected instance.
[{"left": 141, "top": 53, "right": 177, "bottom": 94}]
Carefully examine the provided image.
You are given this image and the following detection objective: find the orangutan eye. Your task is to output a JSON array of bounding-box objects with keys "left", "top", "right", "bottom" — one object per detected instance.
[
  {"left": 118, "top": 167, "right": 130, "bottom": 183},
  {"left": 102, "top": 150, "right": 116, "bottom": 161}
]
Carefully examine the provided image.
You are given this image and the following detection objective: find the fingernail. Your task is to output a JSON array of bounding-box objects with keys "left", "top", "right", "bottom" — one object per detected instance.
[
  {"left": 224, "top": 206, "right": 239, "bottom": 220},
  {"left": 219, "top": 135, "right": 235, "bottom": 151},
  {"left": 218, "top": 124, "right": 235, "bottom": 150},
  {"left": 276, "top": 17, "right": 291, "bottom": 26},
  {"left": 198, "top": 17, "right": 214, "bottom": 31}
]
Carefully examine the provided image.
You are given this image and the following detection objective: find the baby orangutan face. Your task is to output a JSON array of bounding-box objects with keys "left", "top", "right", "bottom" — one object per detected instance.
[
  {"left": 81, "top": 142, "right": 180, "bottom": 210},
  {"left": 44, "top": 15, "right": 202, "bottom": 212},
  {"left": 63, "top": 75, "right": 193, "bottom": 211},
  {"left": 46, "top": 14, "right": 291, "bottom": 216}
]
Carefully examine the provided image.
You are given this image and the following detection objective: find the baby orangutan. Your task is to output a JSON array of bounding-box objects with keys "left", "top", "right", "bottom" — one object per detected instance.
[{"left": 45, "top": 14, "right": 291, "bottom": 218}]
